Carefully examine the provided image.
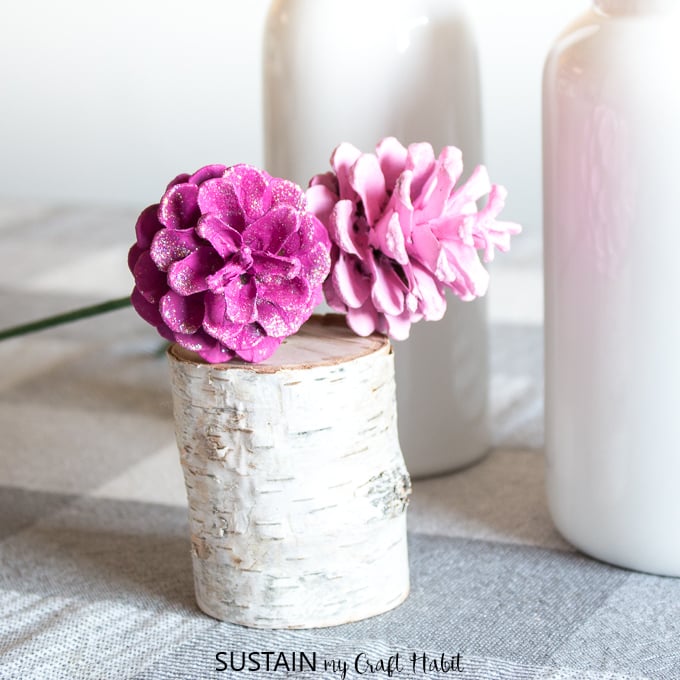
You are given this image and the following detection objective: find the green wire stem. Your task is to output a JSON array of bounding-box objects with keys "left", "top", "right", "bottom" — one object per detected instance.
[{"left": 0, "top": 296, "right": 132, "bottom": 341}]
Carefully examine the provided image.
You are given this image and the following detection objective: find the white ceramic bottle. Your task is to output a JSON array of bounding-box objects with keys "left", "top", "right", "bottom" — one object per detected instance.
[
  {"left": 263, "top": 0, "right": 487, "bottom": 478},
  {"left": 543, "top": 0, "right": 680, "bottom": 575}
]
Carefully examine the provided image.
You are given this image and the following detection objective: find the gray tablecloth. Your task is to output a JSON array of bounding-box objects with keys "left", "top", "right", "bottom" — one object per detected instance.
[{"left": 0, "top": 202, "right": 677, "bottom": 680}]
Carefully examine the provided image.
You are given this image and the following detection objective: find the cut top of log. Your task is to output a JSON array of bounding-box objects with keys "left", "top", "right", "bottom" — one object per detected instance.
[{"left": 168, "top": 314, "right": 390, "bottom": 373}]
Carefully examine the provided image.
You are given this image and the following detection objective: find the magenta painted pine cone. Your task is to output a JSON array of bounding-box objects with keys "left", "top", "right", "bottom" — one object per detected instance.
[{"left": 129, "top": 164, "right": 331, "bottom": 363}]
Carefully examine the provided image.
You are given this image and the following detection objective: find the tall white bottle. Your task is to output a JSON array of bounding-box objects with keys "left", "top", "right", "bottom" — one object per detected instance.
[
  {"left": 263, "top": 0, "right": 487, "bottom": 478},
  {"left": 544, "top": 0, "right": 680, "bottom": 575}
]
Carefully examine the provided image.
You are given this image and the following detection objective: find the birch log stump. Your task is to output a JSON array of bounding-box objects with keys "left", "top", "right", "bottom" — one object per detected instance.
[{"left": 167, "top": 315, "right": 411, "bottom": 629}]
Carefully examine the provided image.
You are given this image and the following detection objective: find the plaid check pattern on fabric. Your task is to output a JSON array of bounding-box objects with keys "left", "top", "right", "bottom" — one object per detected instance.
[{"left": 0, "top": 202, "right": 678, "bottom": 680}]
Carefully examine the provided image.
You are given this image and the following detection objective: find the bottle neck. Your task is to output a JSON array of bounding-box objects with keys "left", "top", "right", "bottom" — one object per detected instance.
[{"left": 594, "top": 0, "right": 679, "bottom": 14}]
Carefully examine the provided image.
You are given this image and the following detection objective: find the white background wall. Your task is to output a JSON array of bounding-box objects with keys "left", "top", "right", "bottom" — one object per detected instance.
[{"left": 0, "top": 0, "right": 589, "bottom": 241}]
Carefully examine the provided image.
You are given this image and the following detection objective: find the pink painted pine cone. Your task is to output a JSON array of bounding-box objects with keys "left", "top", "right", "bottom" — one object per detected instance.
[{"left": 306, "top": 138, "right": 521, "bottom": 340}]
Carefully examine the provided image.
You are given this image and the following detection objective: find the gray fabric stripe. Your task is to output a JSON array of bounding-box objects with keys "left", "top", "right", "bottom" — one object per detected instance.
[
  {"left": 0, "top": 590, "right": 215, "bottom": 680},
  {"left": 549, "top": 572, "right": 680, "bottom": 680},
  {"left": 0, "top": 486, "right": 76, "bottom": 540},
  {"left": 0, "top": 495, "right": 195, "bottom": 613}
]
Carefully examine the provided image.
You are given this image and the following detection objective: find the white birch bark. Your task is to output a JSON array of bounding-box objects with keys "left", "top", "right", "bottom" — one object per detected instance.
[{"left": 167, "top": 316, "right": 411, "bottom": 629}]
